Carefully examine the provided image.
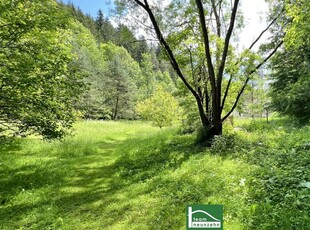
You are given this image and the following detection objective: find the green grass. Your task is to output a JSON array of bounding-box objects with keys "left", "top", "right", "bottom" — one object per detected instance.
[{"left": 0, "top": 119, "right": 309, "bottom": 229}]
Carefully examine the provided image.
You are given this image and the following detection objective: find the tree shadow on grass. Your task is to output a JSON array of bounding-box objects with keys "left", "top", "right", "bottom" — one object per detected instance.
[
  {"left": 0, "top": 131, "right": 205, "bottom": 229},
  {"left": 112, "top": 133, "right": 202, "bottom": 183},
  {"left": 0, "top": 137, "right": 24, "bottom": 153}
]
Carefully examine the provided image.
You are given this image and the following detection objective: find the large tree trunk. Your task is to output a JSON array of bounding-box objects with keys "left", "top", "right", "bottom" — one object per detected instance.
[
  {"left": 212, "top": 116, "right": 223, "bottom": 135},
  {"left": 132, "top": 0, "right": 283, "bottom": 145},
  {"left": 197, "top": 122, "right": 223, "bottom": 146},
  {"left": 206, "top": 120, "right": 222, "bottom": 139},
  {"left": 196, "top": 98, "right": 223, "bottom": 144}
]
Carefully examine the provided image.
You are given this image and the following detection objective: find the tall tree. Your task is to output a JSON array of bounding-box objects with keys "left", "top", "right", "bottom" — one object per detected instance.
[
  {"left": 69, "top": 20, "right": 110, "bottom": 119},
  {"left": 270, "top": 0, "right": 310, "bottom": 123},
  {"left": 100, "top": 42, "right": 142, "bottom": 120},
  {"left": 139, "top": 53, "right": 157, "bottom": 99},
  {"left": 63, "top": 2, "right": 97, "bottom": 37},
  {"left": 95, "top": 9, "right": 116, "bottom": 42},
  {"left": 114, "top": 24, "right": 149, "bottom": 62},
  {"left": 116, "top": 0, "right": 284, "bottom": 141},
  {"left": 137, "top": 53, "right": 176, "bottom": 100},
  {"left": 0, "top": 0, "right": 85, "bottom": 138}
]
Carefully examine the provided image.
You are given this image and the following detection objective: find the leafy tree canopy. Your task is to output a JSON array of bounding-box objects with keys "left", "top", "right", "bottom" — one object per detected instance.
[
  {"left": 115, "top": 0, "right": 283, "bottom": 141},
  {"left": 270, "top": 0, "right": 310, "bottom": 123},
  {"left": 0, "top": 0, "right": 85, "bottom": 138},
  {"left": 100, "top": 42, "right": 142, "bottom": 120}
]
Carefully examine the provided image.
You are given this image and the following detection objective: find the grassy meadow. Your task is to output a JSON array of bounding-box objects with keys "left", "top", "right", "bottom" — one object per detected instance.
[{"left": 0, "top": 119, "right": 309, "bottom": 229}]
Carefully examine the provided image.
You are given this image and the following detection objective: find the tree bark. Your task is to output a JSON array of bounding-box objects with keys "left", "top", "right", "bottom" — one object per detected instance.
[
  {"left": 132, "top": 0, "right": 283, "bottom": 144},
  {"left": 113, "top": 95, "right": 119, "bottom": 120}
]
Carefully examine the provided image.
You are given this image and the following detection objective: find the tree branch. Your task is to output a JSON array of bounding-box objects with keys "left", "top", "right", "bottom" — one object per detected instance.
[
  {"left": 133, "top": 0, "right": 146, "bottom": 8},
  {"left": 213, "top": 0, "right": 239, "bottom": 121},
  {"left": 211, "top": 0, "right": 222, "bottom": 77},
  {"left": 211, "top": 0, "right": 221, "bottom": 37},
  {"left": 194, "top": 0, "right": 218, "bottom": 127},
  {"left": 185, "top": 45, "right": 196, "bottom": 87},
  {"left": 126, "top": 38, "right": 158, "bottom": 44},
  {"left": 222, "top": 40, "right": 284, "bottom": 122},
  {"left": 221, "top": 73, "right": 233, "bottom": 112},
  {"left": 217, "top": 0, "right": 239, "bottom": 83},
  {"left": 128, "top": 13, "right": 155, "bottom": 31},
  {"left": 220, "top": 8, "right": 286, "bottom": 115},
  {"left": 134, "top": 0, "right": 210, "bottom": 125},
  {"left": 248, "top": 8, "right": 285, "bottom": 50},
  {"left": 137, "top": 0, "right": 195, "bottom": 95},
  {"left": 194, "top": 0, "right": 216, "bottom": 92}
]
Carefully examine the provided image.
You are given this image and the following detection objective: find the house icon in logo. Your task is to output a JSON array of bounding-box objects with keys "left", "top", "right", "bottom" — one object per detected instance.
[{"left": 187, "top": 205, "right": 223, "bottom": 229}]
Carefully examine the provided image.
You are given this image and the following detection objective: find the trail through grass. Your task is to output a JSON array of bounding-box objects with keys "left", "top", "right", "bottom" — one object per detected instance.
[{"left": 0, "top": 119, "right": 309, "bottom": 229}]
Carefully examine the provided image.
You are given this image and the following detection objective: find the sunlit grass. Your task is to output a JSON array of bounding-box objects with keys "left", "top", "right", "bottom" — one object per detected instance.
[{"left": 0, "top": 119, "right": 309, "bottom": 229}]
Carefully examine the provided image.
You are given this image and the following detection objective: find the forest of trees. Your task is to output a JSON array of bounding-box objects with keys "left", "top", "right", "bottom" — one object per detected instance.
[
  {"left": 0, "top": 0, "right": 176, "bottom": 138},
  {"left": 1, "top": 0, "right": 309, "bottom": 140},
  {"left": 1, "top": 1, "right": 309, "bottom": 229}
]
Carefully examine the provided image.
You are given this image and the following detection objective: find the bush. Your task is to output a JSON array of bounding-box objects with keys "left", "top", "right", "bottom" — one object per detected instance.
[{"left": 136, "top": 87, "right": 182, "bottom": 128}]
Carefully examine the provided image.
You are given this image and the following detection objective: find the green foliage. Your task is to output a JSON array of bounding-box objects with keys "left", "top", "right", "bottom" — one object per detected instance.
[
  {"left": 270, "top": 0, "right": 310, "bottom": 123},
  {"left": 63, "top": 2, "right": 150, "bottom": 63},
  {"left": 114, "top": 25, "right": 149, "bottom": 62},
  {"left": 233, "top": 119, "right": 310, "bottom": 229},
  {"left": 177, "top": 86, "right": 201, "bottom": 134},
  {"left": 270, "top": 49, "right": 310, "bottom": 123},
  {"left": 101, "top": 42, "right": 142, "bottom": 119},
  {"left": 116, "top": 0, "right": 265, "bottom": 140},
  {"left": 64, "top": 21, "right": 147, "bottom": 120},
  {"left": 137, "top": 53, "right": 176, "bottom": 101},
  {"left": 0, "top": 0, "right": 85, "bottom": 138},
  {"left": 0, "top": 119, "right": 309, "bottom": 229},
  {"left": 95, "top": 9, "right": 116, "bottom": 43},
  {"left": 59, "top": 1, "right": 177, "bottom": 122},
  {"left": 136, "top": 87, "right": 181, "bottom": 128},
  {"left": 72, "top": 39, "right": 145, "bottom": 120},
  {"left": 138, "top": 53, "right": 158, "bottom": 99},
  {"left": 69, "top": 21, "right": 111, "bottom": 119},
  {"left": 285, "top": 0, "right": 310, "bottom": 49},
  {"left": 61, "top": 1, "right": 97, "bottom": 37},
  {"left": 238, "top": 76, "right": 270, "bottom": 118}
]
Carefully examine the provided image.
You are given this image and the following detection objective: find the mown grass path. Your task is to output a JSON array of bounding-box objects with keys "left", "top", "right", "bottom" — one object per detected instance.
[
  {"left": 0, "top": 120, "right": 309, "bottom": 229},
  {"left": 0, "top": 121, "right": 161, "bottom": 229}
]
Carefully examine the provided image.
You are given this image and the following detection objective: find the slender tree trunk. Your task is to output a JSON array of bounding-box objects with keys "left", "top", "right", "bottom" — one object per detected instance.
[
  {"left": 251, "top": 81, "right": 254, "bottom": 119},
  {"left": 196, "top": 98, "right": 209, "bottom": 128},
  {"left": 113, "top": 95, "right": 119, "bottom": 120}
]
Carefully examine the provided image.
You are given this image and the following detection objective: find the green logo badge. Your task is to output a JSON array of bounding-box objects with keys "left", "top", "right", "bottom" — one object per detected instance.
[{"left": 186, "top": 204, "right": 223, "bottom": 229}]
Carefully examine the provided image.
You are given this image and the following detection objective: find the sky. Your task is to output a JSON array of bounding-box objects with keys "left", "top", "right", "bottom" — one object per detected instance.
[
  {"left": 64, "top": 0, "right": 113, "bottom": 17},
  {"left": 66, "top": 0, "right": 269, "bottom": 48},
  {"left": 239, "top": 0, "right": 269, "bottom": 49}
]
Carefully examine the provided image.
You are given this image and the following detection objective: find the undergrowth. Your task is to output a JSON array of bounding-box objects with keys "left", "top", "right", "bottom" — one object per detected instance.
[{"left": 0, "top": 119, "right": 309, "bottom": 229}]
